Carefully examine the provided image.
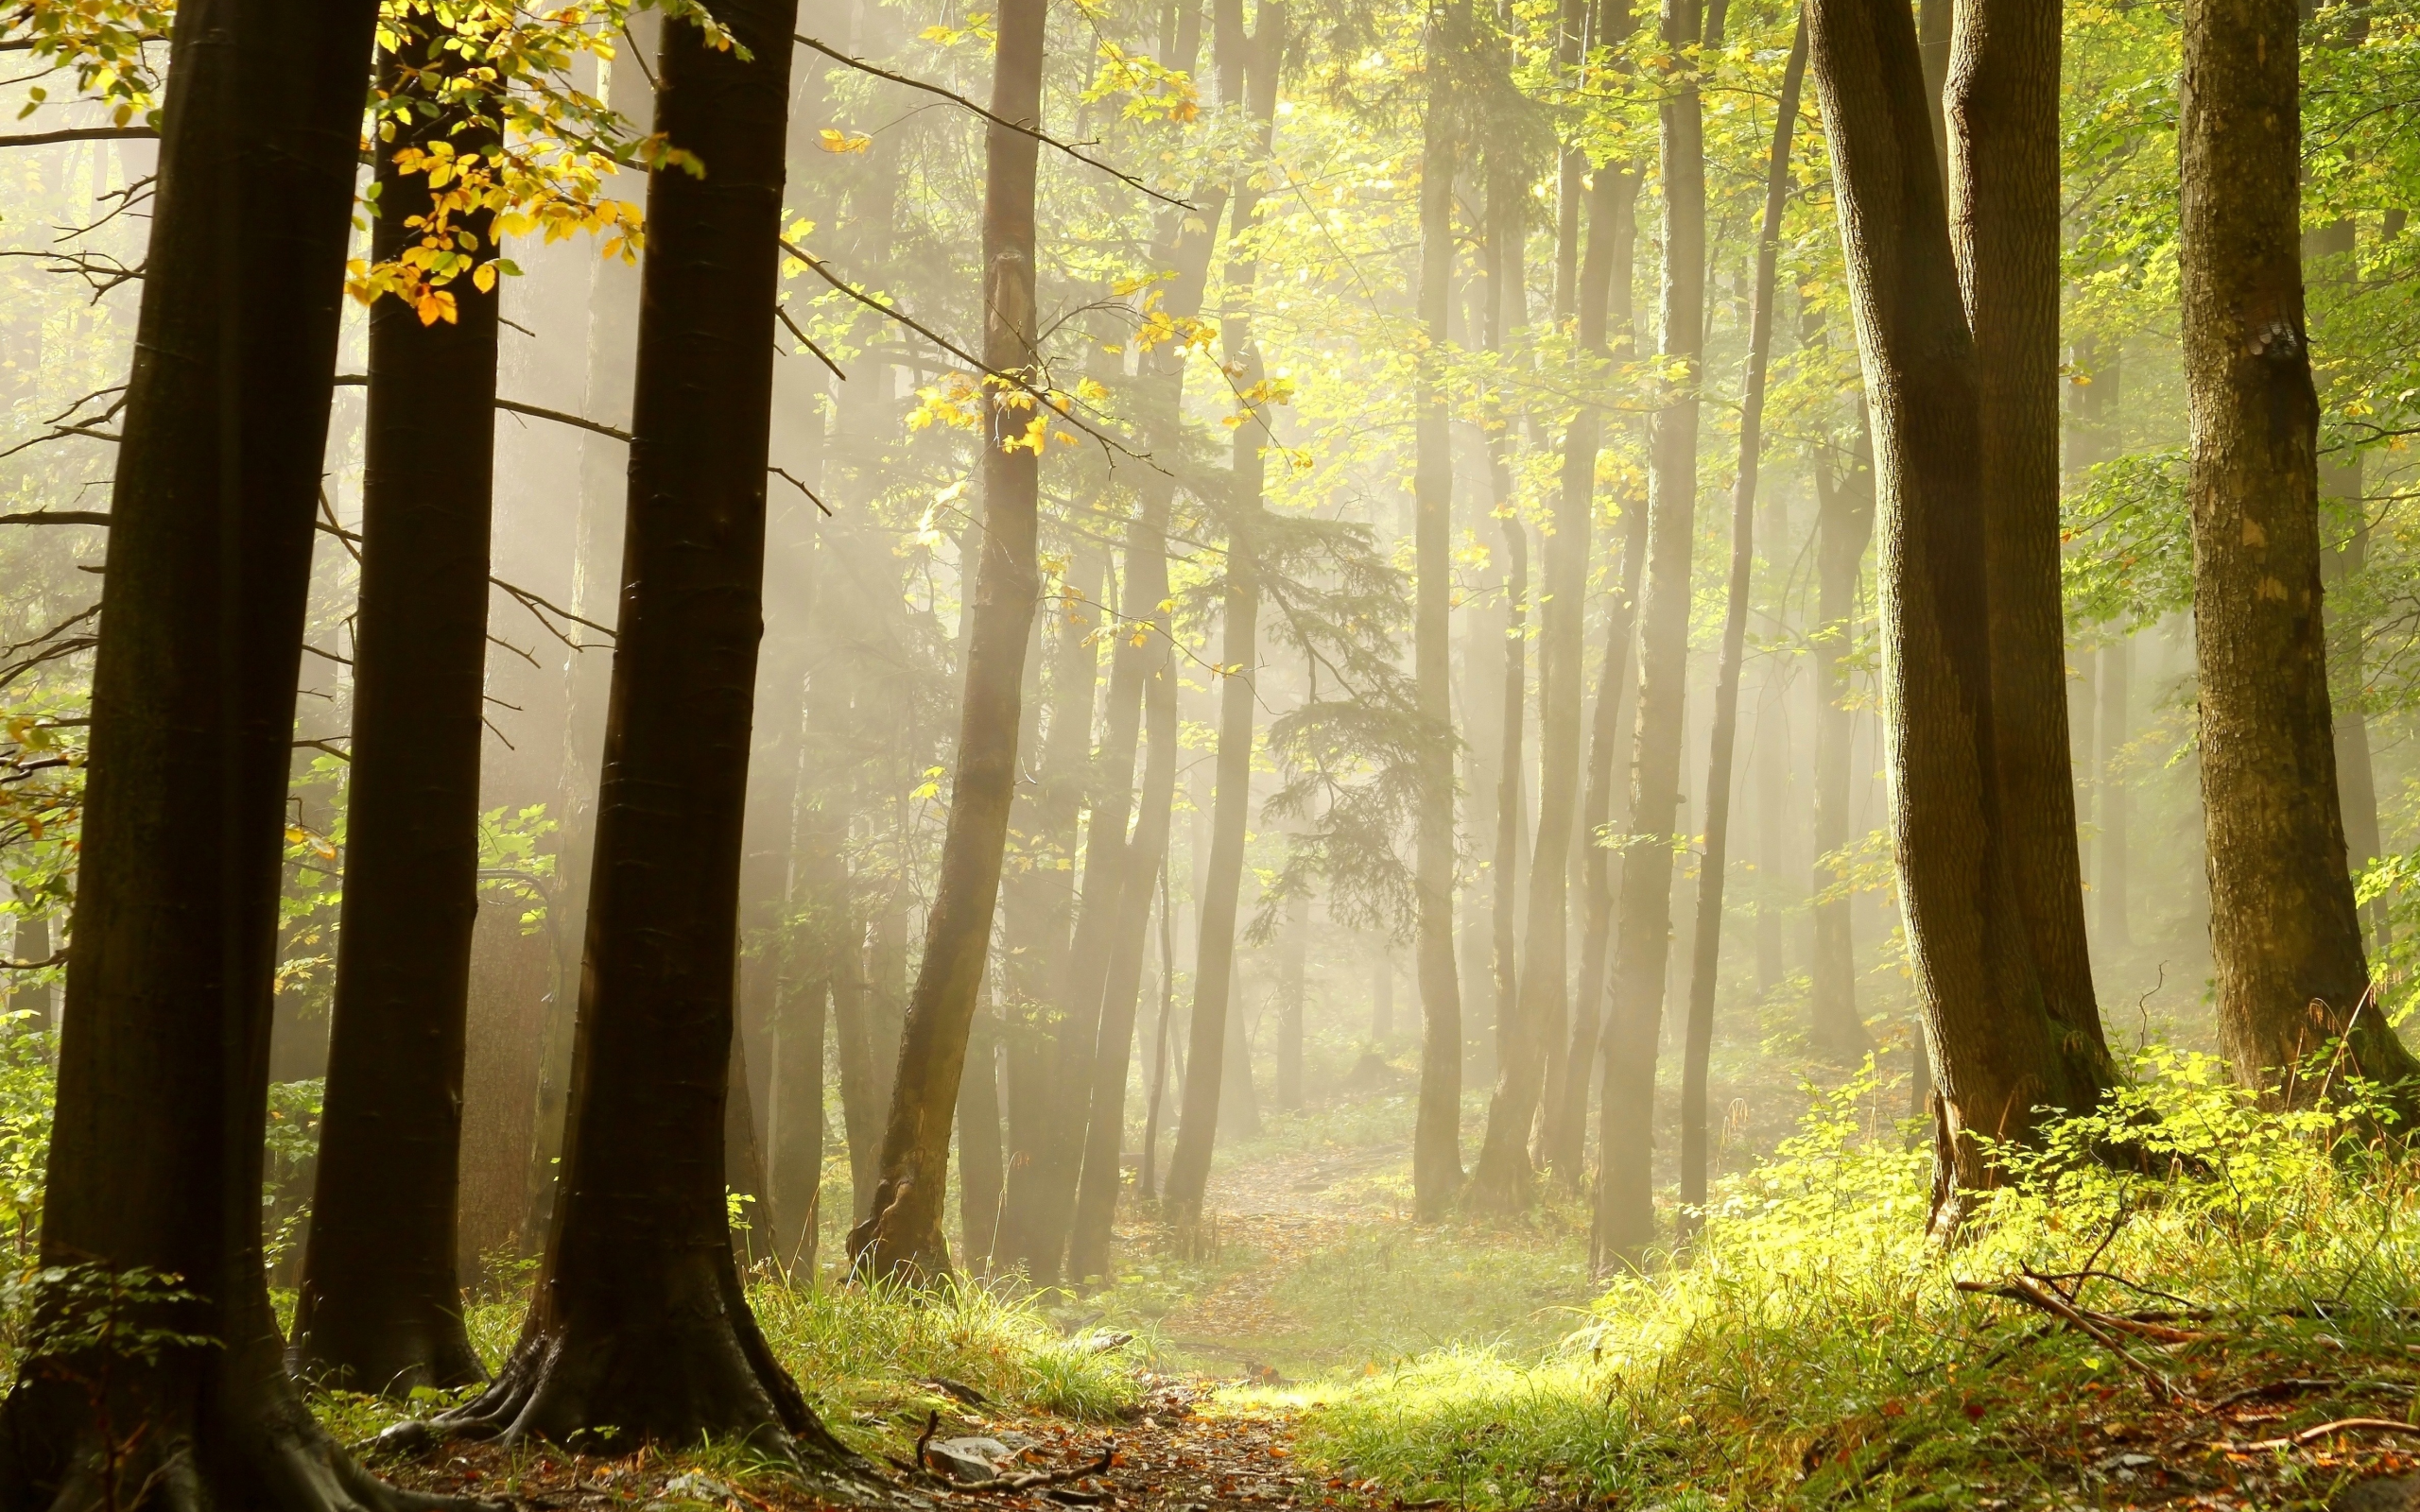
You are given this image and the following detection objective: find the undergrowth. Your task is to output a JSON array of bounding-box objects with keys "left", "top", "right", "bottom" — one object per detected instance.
[{"left": 1277, "top": 1052, "right": 2420, "bottom": 1510}]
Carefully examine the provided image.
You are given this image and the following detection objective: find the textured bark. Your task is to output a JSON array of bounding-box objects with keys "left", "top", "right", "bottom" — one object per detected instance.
[
  {"left": 0, "top": 1, "right": 445, "bottom": 1506},
  {"left": 294, "top": 19, "right": 496, "bottom": 1395},
  {"left": 849, "top": 0, "right": 1047, "bottom": 1280},
  {"left": 1808, "top": 414, "right": 1876, "bottom": 1059},
  {"left": 1411, "top": 0, "right": 1469, "bottom": 1220},
  {"left": 1948, "top": 0, "right": 2111, "bottom": 1076},
  {"left": 2181, "top": 0, "right": 2420, "bottom": 1105},
  {"left": 441, "top": 2, "right": 857, "bottom": 1459},
  {"left": 1594, "top": 0, "right": 1705, "bottom": 1270},
  {"left": 1805, "top": 0, "right": 2110, "bottom": 1231},
  {"left": 1679, "top": 13, "right": 1805, "bottom": 1231}
]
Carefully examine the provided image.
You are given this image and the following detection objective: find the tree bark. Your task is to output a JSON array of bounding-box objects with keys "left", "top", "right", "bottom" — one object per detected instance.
[
  {"left": 0, "top": 2, "right": 455, "bottom": 1507},
  {"left": 1138, "top": 874, "right": 1178, "bottom": 1200},
  {"left": 1411, "top": 0, "right": 1469, "bottom": 1220},
  {"left": 1948, "top": 0, "right": 2111, "bottom": 1077},
  {"left": 848, "top": 0, "right": 1047, "bottom": 1280},
  {"left": 441, "top": 1, "right": 856, "bottom": 1459},
  {"left": 294, "top": 16, "right": 497, "bottom": 1395},
  {"left": 1678, "top": 11, "right": 1805, "bottom": 1234},
  {"left": 1594, "top": 0, "right": 1706, "bottom": 1271},
  {"left": 1808, "top": 410, "right": 1876, "bottom": 1060},
  {"left": 2180, "top": 0, "right": 2420, "bottom": 1106},
  {"left": 1803, "top": 0, "right": 2110, "bottom": 1232},
  {"left": 955, "top": 996, "right": 1003, "bottom": 1272}
]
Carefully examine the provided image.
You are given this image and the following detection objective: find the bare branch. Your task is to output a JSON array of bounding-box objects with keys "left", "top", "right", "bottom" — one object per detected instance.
[
  {"left": 0, "top": 125, "right": 157, "bottom": 148},
  {"left": 775, "top": 301, "right": 848, "bottom": 382},
  {"left": 793, "top": 32, "right": 1190, "bottom": 209}
]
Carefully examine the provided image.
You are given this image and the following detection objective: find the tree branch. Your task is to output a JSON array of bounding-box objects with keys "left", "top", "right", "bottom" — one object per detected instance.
[{"left": 0, "top": 125, "right": 157, "bottom": 148}]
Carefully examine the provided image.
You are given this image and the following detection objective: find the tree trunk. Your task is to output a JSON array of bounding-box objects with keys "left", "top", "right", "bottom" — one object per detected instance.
[
  {"left": 1803, "top": 0, "right": 2110, "bottom": 1232},
  {"left": 2324, "top": 464, "right": 2388, "bottom": 953},
  {"left": 832, "top": 924, "right": 882, "bottom": 1222},
  {"left": 2180, "top": 0, "right": 2420, "bottom": 1106},
  {"left": 990, "top": 549, "right": 1102, "bottom": 1282},
  {"left": 955, "top": 996, "right": 1004, "bottom": 1273},
  {"left": 1139, "top": 875, "right": 1177, "bottom": 1200},
  {"left": 0, "top": 2, "right": 444, "bottom": 1506},
  {"left": 1162, "top": 543, "right": 1261, "bottom": 1225},
  {"left": 1678, "top": 12, "right": 1805, "bottom": 1233},
  {"left": 2097, "top": 635, "right": 2130, "bottom": 949},
  {"left": 1411, "top": 0, "right": 1469, "bottom": 1219},
  {"left": 442, "top": 1, "right": 856, "bottom": 1461},
  {"left": 456, "top": 889, "right": 553, "bottom": 1287},
  {"left": 847, "top": 0, "right": 1047, "bottom": 1280},
  {"left": 1948, "top": 0, "right": 2112, "bottom": 1078},
  {"left": 1808, "top": 407, "right": 1876, "bottom": 1058},
  {"left": 770, "top": 979, "right": 827, "bottom": 1275},
  {"left": 1594, "top": 0, "right": 1707, "bottom": 1271},
  {"left": 294, "top": 16, "right": 496, "bottom": 1395},
  {"left": 1278, "top": 891, "right": 1308, "bottom": 1110}
]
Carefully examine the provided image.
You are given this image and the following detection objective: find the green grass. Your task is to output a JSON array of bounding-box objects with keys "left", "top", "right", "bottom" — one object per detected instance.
[{"left": 1265, "top": 1054, "right": 2420, "bottom": 1509}]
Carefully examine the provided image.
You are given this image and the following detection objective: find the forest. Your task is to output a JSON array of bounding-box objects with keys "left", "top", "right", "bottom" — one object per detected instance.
[{"left": 2, "top": 0, "right": 2419, "bottom": 1507}]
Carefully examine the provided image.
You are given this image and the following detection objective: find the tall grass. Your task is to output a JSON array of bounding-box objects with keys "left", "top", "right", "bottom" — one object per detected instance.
[{"left": 1284, "top": 1053, "right": 2420, "bottom": 1508}]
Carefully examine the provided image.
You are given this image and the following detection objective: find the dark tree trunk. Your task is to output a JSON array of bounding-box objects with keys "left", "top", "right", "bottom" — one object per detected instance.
[
  {"left": 1803, "top": 0, "right": 2111, "bottom": 1230},
  {"left": 1594, "top": 0, "right": 1706, "bottom": 1271},
  {"left": 294, "top": 17, "right": 497, "bottom": 1395},
  {"left": 1411, "top": 0, "right": 1469, "bottom": 1220},
  {"left": 1807, "top": 405, "right": 1876, "bottom": 1059},
  {"left": 2181, "top": 0, "right": 2420, "bottom": 1105},
  {"left": 1679, "top": 14, "right": 1804, "bottom": 1231},
  {"left": 0, "top": 2, "right": 439, "bottom": 1507},
  {"left": 850, "top": 0, "right": 1048, "bottom": 1280},
  {"left": 456, "top": 889, "right": 551, "bottom": 1286},
  {"left": 831, "top": 926, "right": 883, "bottom": 1222},
  {"left": 769, "top": 980, "right": 827, "bottom": 1275},
  {"left": 1948, "top": 0, "right": 2111, "bottom": 1077},
  {"left": 441, "top": 1, "right": 857, "bottom": 1460}
]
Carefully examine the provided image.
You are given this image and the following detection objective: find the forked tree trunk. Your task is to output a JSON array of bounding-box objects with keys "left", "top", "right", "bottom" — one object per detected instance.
[
  {"left": 1807, "top": 409, "right": 1876, "bottom": 1060},
  {"left": 2180, "top": 0, "right": 2420, "bottom": 1107},
  {"left": 441, "top": 1, "right": 859, "bottom": 1461},
  {"left": 294, "top": 16, "right": 496, "bottom": 1395},
  {"left": 1594, "top": 0, "right": 1705, "bottom": 1271},
  {"left": 1410, "top": 0, "right": 1469, "bottom": 1221},
  {"left": 1804, "top": 0, "right": 2109, "bottom": 1232},
  {"left": 0, "top": 4, "right": 445, "bottom": 1509},
  {"left": 1947, "top": 0, "right": 2112, "bottom": 1080},
  {"left": 849, "top": 0, "right": 1048, "bottom": 1279},
  {"left": 1678, "top": 13, "right": 1805, "bottom": 1232}
]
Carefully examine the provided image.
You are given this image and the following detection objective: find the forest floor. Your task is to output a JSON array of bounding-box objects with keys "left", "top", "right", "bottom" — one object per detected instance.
[{"left": 350, "top": 1070, "right": 2420, "bottom": 1512}]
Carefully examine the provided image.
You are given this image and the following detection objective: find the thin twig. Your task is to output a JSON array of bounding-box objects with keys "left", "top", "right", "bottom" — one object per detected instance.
[
  {"left": 775, "top": 301, "right": 848, "bottom": 382},
  {"left": 792, "top": 32, "right": 1189, "bottom": 209},
  {"left": 0, "top": 125, "right": 157, "bottom": 148}
]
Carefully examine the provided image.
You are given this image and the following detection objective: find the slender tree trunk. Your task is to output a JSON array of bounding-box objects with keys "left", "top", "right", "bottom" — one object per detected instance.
[
  {"left": 1278, "top": 890, "right": 1308, "bottom": 1110},
  {"left": 1489, "top": 516, "right": 1529, "bottom": 1116},
  {"left": 1139, "top": 874, "right": 1177, "bottom": 1200},
  {"left": 1411, "top": 0, "right": 1469, "bottom": 1221},
  {"left": 771, "top": 980, "right": 827, "bottom": 1274},
  {"left": 2324, "top": 464, "right": 2388, "bottom": 953},
  {"left": 1808, "top": 406, "right": 1876, "bottom": 1058},
  {"left": 2181, "top": 0, "right": 2420, "bottom": 1106},
  {"left": 991, "top": 550, "right": 1102, "bottom": 1281},
  {"left": 1803, "top": 0, "right": 2110, "bottom": 1232},
  {"left": 1949, "top": 0, "right": 2111, "bottom": 1077},
  {"left": 1066, "top": 557, "right": 1180, "bottom": 1281},
  {"left": 848, "top": 0, "right": 1047, "bottom": 1279},
  {"left": 1594, "top": 0, "right": 1706, "bottom": 1270},
  {"left": 2097, "top": 635, "right": 2131, "bottom": 948},
  {"left": 294, "top": 17, "right": 496, "bottom": 1394},
  {"left": 0, "top": 0, "right": 478, "bottom": 1503},
  {"left": 1678, "top": 13, "right": 1805, "bottom": 1233},
  {"left": 956, "top": 995, "right": 1004, "bottom": 1272}
]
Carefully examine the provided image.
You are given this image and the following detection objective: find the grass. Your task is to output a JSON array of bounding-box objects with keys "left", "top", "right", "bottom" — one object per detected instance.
[{"left": 1263, "top": 1054, "right": 2420, "bottom": 1510}]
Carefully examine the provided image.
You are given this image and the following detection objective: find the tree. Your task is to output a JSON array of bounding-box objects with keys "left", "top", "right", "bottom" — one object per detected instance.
[
  {"left": 292, "top": 9, "right": 501, "bottom": 1397},
  {"left": 1410, "top": 0, "right": 1470, "bottom": 1222},
  {"left": 1806, "top": 403, "right": 1876, "bottom": 1061},
  {"left": 1595, "top": 0, "right": 1707, "bottom": 1270},
  {"left": 1802, "top": 0, "right": 2109, "bottom": 1228},
  {"left": 848, "top": 0, "right": 1049, "bottom": 1280},
  {"left": 438, "top": 0, "right": 859, "bottom": 1456},
  {"left": 1948, "top": 0, "right": 2111, "bottom": 1079},
  {"left": 1679, "top": 9, "right": 1806, "bottom": 1231},
  {"left": 2180, "top": 0, "right": 2420, "bottom": 1105},
  {"left": 0, "top": 1, "right": 445, "bottom": 1507},
  {"left": 1164, "top": 0, "right": 1287, "bottom": 1228}
]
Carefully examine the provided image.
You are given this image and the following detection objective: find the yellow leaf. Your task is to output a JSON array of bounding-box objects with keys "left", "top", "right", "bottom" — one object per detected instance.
[{"left": 818, "top": 128, "right": 873, "bottom": 155}]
